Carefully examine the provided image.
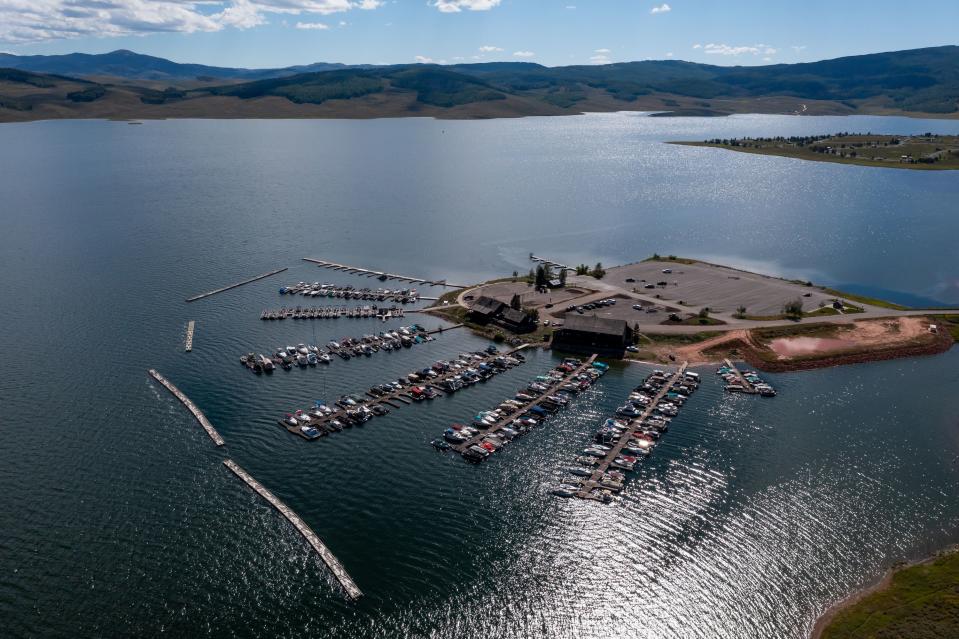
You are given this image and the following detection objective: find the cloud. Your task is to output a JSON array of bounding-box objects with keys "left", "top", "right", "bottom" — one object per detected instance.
[
  {"left": 295, "top": 21, "right": 329, "bottom": 30},
  {"left": 478, "top": 45, "right": 503, "bottom": 52},
  {"left": 512, "top": 50, "right": 535, "bottom": 58},
  {"left": 589, "top": 54, "right": 610, "bottom": 64},
  {"left": 594, "top": 48, "right": 611, "bottom": 54},
  {"left": 0, "top": 0, "right": 380, "bottom": 44},
  {"left": 650, "top": 3, "right": 671, "bottom": 14},
  {"left": 414, "top": 55, "right": 433, "bottom": 63},
  {"left": 701, "top": 43, "right": 777, "bottom": 56},
  {"left": 565, "top": 5, "right": 576, "bottom": 9},
  {"left": 432, "top": 0, "right": 501, "bottom": 13},
  {"left": 665, "top": 52, "right": 674, "bottom": 57},
  {"left": 692, "top": 43, "right": 702, "bottom": 49},
  {"left": 791, "top": 45, "right": 807, "bottom": 52}
]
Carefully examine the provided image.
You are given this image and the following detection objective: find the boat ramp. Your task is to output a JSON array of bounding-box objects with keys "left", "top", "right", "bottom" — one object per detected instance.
[
  {"left": 303, "top": 258, "right": 468, "bottom": 288},
  {"left": 185, "top": 267, "right": 288, "bottom": 302},
  {"left": 148, "top": 369, "right": 225, "bottom": 446},
  {"left": 223, "top": 459, "right": 362, "bottom": 601}
]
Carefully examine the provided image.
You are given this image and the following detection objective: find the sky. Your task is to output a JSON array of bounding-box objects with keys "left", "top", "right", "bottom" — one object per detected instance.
[{"left": 1, "top": 0, "right": 957, "bottom": 69}]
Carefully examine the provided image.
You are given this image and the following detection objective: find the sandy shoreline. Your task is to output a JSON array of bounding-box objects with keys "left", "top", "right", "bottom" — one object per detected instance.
[{"left": 809, "top": 545, "right": 959, "bottom": 638}]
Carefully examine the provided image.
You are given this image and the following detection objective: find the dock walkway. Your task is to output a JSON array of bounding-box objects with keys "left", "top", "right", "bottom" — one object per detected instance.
[
  {"left": 576, "top": 362, "right": 688, "bottom": 500},
  {"left": 185, "top": 320, "right": 195, "bottom": 352},
  {"left": 186, "top": 268, "right": 288, "bottom": 302},
  {"left": 723, "top": 358, "right": 758, "bottom": 394},
  {"left": 303, "top": 258, "right": 467, "bottom": 288},
  {"left": 223, "top": 459, "right": 362, "bottom": 601},
  {"left": 530, "top": 254, "right": 570, "bottom": 271},
  {"left": 281, "top": 345, "right": 529, "bottom": 439},
  {"left": 148, "top": 369, "right": 225, "bottom": 446},
  {"left": 451, "top": 354, "right": 598, "bottom": 454}
]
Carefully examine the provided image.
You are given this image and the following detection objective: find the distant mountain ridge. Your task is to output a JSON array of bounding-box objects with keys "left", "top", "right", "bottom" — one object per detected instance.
[
  {"left": 0, "top": 45, "right": 957, "bottom": 121},
  {"left": 0, "top": 49, "right": 352, "bottom": 81}
]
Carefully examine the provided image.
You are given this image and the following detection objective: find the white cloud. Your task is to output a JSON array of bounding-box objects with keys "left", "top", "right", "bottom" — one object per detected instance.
[
  {"left": 702, "top": 43, "right": 777, "bottom": 56},
  {"left": 512, "top": 50, "right": 535, "bottom": 58},
  {"left": 432, "top": 0, "right": 501, "bottom": 13},
  {"left": 792, "top": 45, "right": 807, "bottom": 52},
  {"left": 589, "top": 54, "right": 610, "bottom": 64},
  {"left": 414, "top": 55, "right": 434, "bottom": 63},
  {"left": 478, "top": 45, "right": 503, "bottom": 52},
  {"left": 565, "top": 5, "right": 576, "bottom": 8},
  {"left": 295, "top": 21, "right": 329, "bottom": 30},
  {"left": 650, "top": 3, "right": 671, "bottom": 15},
  {"left": 665, "top": 52, "right": 674, "bottom": 57},
  {"left": 0, "top": 0, "right": 380, "bottom": 44},
  {"left": 594, "top": 48, "right": 611, "bottom": 54},
  {"left": 692, "top": 43, "right": 702, "bottom": 49}
]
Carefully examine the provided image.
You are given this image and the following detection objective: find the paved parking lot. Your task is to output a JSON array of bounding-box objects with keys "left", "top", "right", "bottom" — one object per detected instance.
[{"left": 605, "top": 260, "right": 837, "bottom": 316}]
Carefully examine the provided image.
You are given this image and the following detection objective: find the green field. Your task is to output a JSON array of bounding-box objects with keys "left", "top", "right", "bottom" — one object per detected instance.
[{"left": 820, "top": 549, "right": 959, "bottom": 639}]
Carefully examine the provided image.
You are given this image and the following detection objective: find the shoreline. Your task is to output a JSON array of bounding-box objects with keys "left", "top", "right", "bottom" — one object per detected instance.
[{"left": 810, "top": 545, "right": 959, "bottom": 639}]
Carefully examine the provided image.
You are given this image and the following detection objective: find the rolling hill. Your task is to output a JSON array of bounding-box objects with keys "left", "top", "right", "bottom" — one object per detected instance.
[{"left": 1, "top": 45, "right": 956, "bottom": 122}]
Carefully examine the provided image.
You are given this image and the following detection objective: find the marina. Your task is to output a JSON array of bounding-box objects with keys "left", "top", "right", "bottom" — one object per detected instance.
[
  {"left": 222, "top": 459, "right": 363, "bottom": 602},
  {"left": 260, "top": 305, "right": 406, "bottom": 320},
  {"left": 277, "top": 345, "right": 528, "bottom": 440},
  {"left": 303, "top": 258, "right": 468, "bottom": 288},
  {"left": 184, "top": 320, "right": 195, "bottom": 352},
  {"left": 148, "top": 369, "right": 225, "bottom": 446},
  {"left": 571, "top": 363, "right": 697, "bottom": 502},
  {"left": 441, "top": 355, "right": 603, "bottom": 461},
  {"left": 185, "top": 267, "right": 288, "bottom": 302}
]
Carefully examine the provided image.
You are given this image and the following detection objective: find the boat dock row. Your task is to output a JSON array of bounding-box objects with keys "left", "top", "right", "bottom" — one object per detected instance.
[
  {"left": 148, "top": 369, "right": 225, "bottom": 446},
  {"left": 185, "top": 320, "right": 195, "bottom": 352},
  {"left": 278, "top": 346, "right": 529, "bottom": 440},
  {"left": 719, "top": 359, "right": 776, "bottom": 396},
  {"left": 241, "top": 325, "right": 437, "bottom": 374},
  {"left": 280, "top": 282, "right": 421, "bottom": 304},
  {"left": 185, "top": 267, "right": 288, "bottom": 302},
  {"left": 303, "top": 258, "right": 468, "bottom": 288},
  {"left": 223, "top": 459, "right": 362, "bottom": 601},
  {"left": 573, "top": 363, "right": 693, "bottom": 502},
  {"left": 444, "top": 355, "right": 602, "bottom": 461},
  {"left": 261, "top": 305, "right": 405, "bottom": 320}
]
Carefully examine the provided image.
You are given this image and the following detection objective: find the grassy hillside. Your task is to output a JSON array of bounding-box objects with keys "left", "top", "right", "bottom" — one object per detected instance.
[{"left": 1, "top": 45, "right": 957, "bottom": 121}]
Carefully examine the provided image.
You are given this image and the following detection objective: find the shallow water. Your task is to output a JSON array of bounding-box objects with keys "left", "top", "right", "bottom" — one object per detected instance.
[{"left": 1, "top": 113, "right": 958, "bottom": 638}]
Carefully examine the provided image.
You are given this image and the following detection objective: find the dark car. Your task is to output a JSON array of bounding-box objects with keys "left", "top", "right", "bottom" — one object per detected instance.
[{"left": 625, "top": 278, "right": 635, "bottom": 282}]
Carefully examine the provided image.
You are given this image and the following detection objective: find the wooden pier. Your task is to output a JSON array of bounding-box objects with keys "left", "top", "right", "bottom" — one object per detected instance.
[
  {"left": 529, "top": 254, "right": 570, "bottom": 271},
  {"left": 576, "top": 362, "right": 688, "bottom": 501},
  {"left": 261, "top": 305, "right": 406, "bottom": 320},
  {"left": 723, "top": 358, "right": 758, "bottom": 394},
  {"left": 223, "top": 459, "right": 363, "bottom": 601},
  {"left": 303, "top": 258, "right": 468, "bottom": 288},
  {"left": 280, "top": 345, "right": 529, "bottom": 439},
  {"left": 185, "top": 267, "right": 288, "bottom": 302},
  {"left": 148, "top": 369, "right": 225, "bottom": 446},
  {"left": 451, "top": 354, "right": 598, "bottom": 454},
  {"left": 184, "top": 320, "right": 195, "bottom": 352}
]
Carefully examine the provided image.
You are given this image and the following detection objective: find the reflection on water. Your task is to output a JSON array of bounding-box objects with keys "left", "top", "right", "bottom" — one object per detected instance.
[{"left": 1, "top": 115, "right": 958, "bottom": 638}]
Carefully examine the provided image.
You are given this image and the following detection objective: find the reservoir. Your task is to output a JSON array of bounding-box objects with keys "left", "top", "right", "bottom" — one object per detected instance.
[{"left": 1, "top": 113, "right": 958, "bottom": 638}]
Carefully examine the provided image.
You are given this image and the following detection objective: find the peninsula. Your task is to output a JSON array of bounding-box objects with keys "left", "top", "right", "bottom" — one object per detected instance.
[
  {"left": 675, "top": 133, "right": 959, "bottom": 170},
  {"left": 423, "top": 255, "right": 959, "bottom": 371}
]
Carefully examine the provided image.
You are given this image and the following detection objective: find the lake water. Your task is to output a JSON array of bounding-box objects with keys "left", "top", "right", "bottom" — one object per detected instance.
[{"left": 1, "top": 113, "right": 958, "bottom": 638}]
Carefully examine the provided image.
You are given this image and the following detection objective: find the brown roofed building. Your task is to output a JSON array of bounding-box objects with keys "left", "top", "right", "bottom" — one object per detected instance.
[{"left": 552, "top": 314, "right": 631, "bottom": 356}]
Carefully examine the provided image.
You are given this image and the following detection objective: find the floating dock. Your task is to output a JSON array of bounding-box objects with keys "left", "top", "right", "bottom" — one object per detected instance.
[
  {"left": 222, "top": 459, "right": 362, "bottom": 601},
  {"left": 303, "top": 258, "right": 468, "bottom": 288},
  {"left": 576, "top": 362, "right": 688, "bottom": 500},
  {"left": 186, "top": 267, "right": 288, "bottom": 302},
  {"left": 148, "top": 369, "right": 225, "bottom": 446},
  {"left": 529, "top": 254, "right": 570, "bottom": 271},
  {"left": 450, "top": 354, "right": 597, "bottom": 454},
  {"left": 722, "top": 358, "right": 758, "bottom": 394},
  {"left": 184, "top": 320, "right": 195, "bottom": 352},
  {"left": 261, "top": 305, "right": 406, "bottom": 320},
  {"left": 279, "top": 345, "right": 528, "bottom": 439}
]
